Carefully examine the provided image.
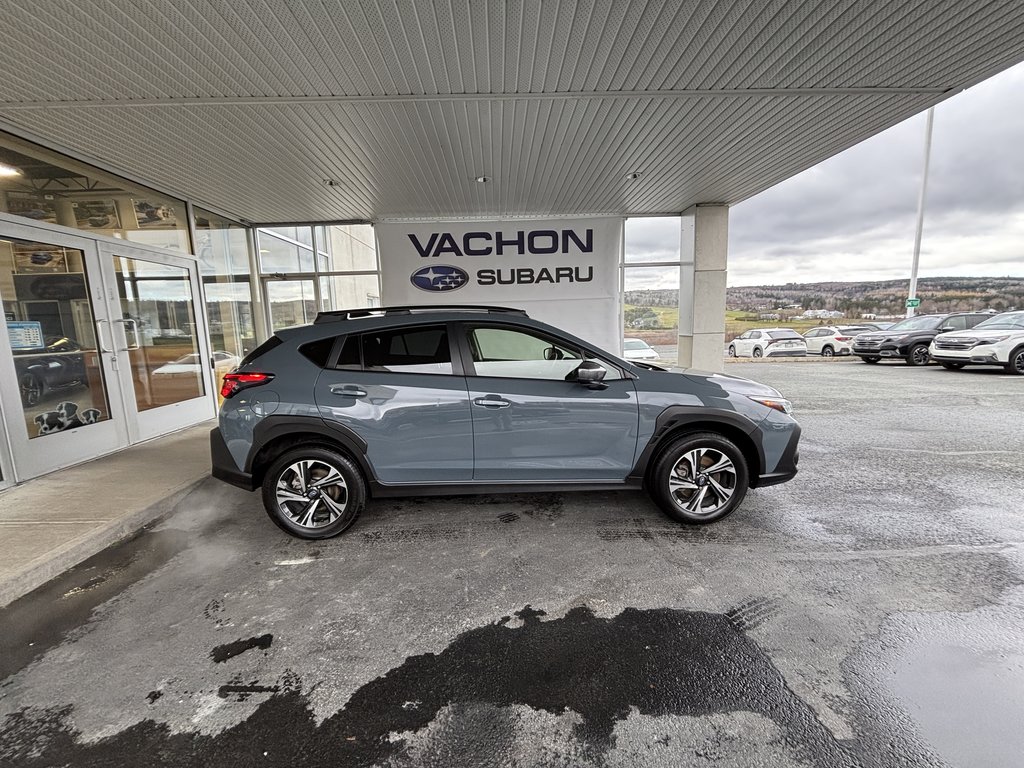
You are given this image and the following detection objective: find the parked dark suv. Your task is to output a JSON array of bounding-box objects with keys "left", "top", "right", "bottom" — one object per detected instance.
[
  {"left": 851, "top": 313, "right": 990, "bottom": 365},
  {"left": 211, "top": 306, "right": 800, "bottom": 539}
]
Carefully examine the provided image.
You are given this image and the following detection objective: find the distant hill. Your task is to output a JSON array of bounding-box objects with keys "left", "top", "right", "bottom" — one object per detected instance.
[{"left": 723, "top": 276, "right": 1023, "bottom": 317}]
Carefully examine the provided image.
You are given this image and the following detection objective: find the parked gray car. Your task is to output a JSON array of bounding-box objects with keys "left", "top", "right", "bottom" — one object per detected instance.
[{"left": 211, "top": 306, "right": 800, "bottom": 539}]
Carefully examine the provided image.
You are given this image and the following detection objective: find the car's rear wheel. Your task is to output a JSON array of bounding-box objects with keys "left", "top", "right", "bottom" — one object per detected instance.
[
  {"left": 261, "top": 446, "right": 366, "bottom": 539},
  {"left": 940, "top": 362, "right": 965, "bottom": 370},
  {"left": 906, "top": 343, "right": 930, "bottom": 366},
  {"left": 821, "top": 345, "right": 834, "bottom": 358},
  {"left": 19, "top": 373, "right": 42, "bottom": 407},
  {"left": 649, "top": 432, "right": 749, "bottom": 524},
  {"left": 1006, "top": 347, "right": 1024, "bottom": 375},
  {"left": 862, "top": 356, "right": 880, "bottom": 364},
  {"left": 728, "top": 345, "right": 737, "bottom": 357},
  {"left": 752, "top": 347, "right": 763, "bottom": 358}
]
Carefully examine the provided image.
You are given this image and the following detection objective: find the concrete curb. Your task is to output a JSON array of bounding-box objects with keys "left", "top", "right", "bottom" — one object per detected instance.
[{"left": 0, "top": 478, "right": 206, "bottom": 609}]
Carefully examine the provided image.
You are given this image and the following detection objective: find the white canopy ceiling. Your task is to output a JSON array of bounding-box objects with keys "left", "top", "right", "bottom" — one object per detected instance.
[{"left": 1, "top": 0, "right": 1022, "bottom": 223}]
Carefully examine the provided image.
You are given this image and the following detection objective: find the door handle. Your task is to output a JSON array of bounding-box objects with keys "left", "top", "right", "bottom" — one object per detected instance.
[
  {"left": 330, "top": 384, "right": 367, "bottom": 397},
  {"left": 113, "top": 318, "right": 141, "bottom": 351},
  {"left": 473, "top": 397, "right": 511, "bottom": 409},
  {"left": 94, "top": 319, "right": 112, "bottom": 353}
]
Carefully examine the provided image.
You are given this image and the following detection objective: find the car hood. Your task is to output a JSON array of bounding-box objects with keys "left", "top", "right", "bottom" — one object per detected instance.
[
  {"left": 937, "top": 328, "right": 1024, "bottom": 339},
  {"left": 651, "top": 366, "right": 782, "bottom": 398}
]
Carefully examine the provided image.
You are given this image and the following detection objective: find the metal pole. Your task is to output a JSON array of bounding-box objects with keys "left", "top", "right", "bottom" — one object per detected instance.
[{"left": 907, "top": 107, "right": 934, "bottom": 317}]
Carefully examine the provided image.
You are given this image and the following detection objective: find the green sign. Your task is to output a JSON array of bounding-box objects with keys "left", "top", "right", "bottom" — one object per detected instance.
[{"left": 905, "top": 298, "right": 921, "bottom": 308}]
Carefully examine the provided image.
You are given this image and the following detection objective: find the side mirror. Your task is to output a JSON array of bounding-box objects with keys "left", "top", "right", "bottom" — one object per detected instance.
[
  {"left": 938, "top": 326, "right": 953, "bottom": 333},
  {"left": 574, "top": 360, "right": 607, "bottom": 389}
]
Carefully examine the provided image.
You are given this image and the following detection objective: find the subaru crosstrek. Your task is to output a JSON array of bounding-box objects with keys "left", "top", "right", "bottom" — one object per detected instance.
[{"left": 210, "top": 306, "right": 800, "bottom": 539}]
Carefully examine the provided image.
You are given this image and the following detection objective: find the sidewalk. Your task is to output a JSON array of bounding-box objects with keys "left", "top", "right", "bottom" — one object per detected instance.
[{"left": 0, "top": 421, "right": 213, "bottom": 607}]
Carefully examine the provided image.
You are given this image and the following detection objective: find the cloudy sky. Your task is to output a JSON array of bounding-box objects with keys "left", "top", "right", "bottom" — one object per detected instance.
[{"left": 625, "top": 60, "right": 1024, "bottom": 289}]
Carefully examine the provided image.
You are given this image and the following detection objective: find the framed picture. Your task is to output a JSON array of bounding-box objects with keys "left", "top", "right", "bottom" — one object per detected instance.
[
  {"left": 134, "top": 199, "right": 178, "bottom": 229},
  {"left": 5, "top": 192, "right": 57, "bottom": 224},
  {"left": 72, "top": 199, "right": 120, "bottom": 229},
  {"left": 12, "top": 242, "right": 70, "bottom": 274}
]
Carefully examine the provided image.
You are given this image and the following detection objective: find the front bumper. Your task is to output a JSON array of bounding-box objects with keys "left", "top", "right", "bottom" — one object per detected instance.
[
  {"left": 210, "top": 427, "right": 256, "bottom": 490},
  {"left": 853, "top": 344, "right": 903, "bottom": 359},
  {"left": 930, "top": 349, "right": 1003, "bottom": 365},
  {"left": 754, "top": 423, "right": 800, "bottom": 487}
]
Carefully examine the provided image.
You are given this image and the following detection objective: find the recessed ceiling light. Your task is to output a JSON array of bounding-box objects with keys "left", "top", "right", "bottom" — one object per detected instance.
[
  {"left": 0, "top": 162, "right": 23, "bottom": 177},
  {"left": 474, "top": 176, "right": 490, "bottom": 183},
  {"left": 625, "top": 171, "right": 641, "bottom": 181},
  {"left": 322, "top": 179, "right": 338, "bottom": 187}
]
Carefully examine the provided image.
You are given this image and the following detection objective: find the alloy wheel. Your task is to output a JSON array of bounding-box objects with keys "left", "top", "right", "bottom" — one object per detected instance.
[
  {"left": 1013, "top": 350, "right": 1024, "bottom": 375},
  {"left": 668, "top": 447, "right": 737, "bottom": 517},
  {"left": 275, "top": 459, "right": 349, "bottom": 530},
  {"left": 20, "top": 374, "right": 41, "bottom": 407},
  {"left": 822, "top": 346, "right": 834, "bottom": 357},
  {"left": 910, "top": 345, "right": 930, "bottom": 365}
]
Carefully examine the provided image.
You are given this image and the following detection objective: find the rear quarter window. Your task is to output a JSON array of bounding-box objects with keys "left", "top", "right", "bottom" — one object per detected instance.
[{"left": 239, "top": 336, "right": 282, "bottom": 366}]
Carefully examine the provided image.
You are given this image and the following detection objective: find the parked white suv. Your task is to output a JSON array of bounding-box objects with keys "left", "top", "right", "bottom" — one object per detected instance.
[
  {"left": 728, "top": 329, "right": 808, "bottom": 358},
  {"left": 802, "top": 325, "right": 872, "bottom": 357},
  {"left": 929, "top": 311, "right": 1024, "bottom": 374}
]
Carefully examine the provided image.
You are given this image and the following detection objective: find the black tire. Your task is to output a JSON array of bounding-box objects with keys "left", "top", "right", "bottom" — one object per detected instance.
[
  {"left": 20, "top": 373, "right": 43, "bottom": 407},
  {"left": 261, "top": 446, "right": 366, "bottom": 539},
  {"left": 752, "top": 347, "right": 763, "bottom": 358},
  {"left": 939, "top": 362, "right": 965, "bottom": 370},
  {"left": 821, "top": 345, "right": 834, "bottom": 358},
  {"left": 862, "top": 356, "right": 880, "bottom": 364},
  {"left": 649, "top": 432, "right": 749, "bottom": 525},
  {"left": 728, "top": 345, "right": 737, "bottom": 358},
  {"left": 905, "top": 343, "right": 930, "bottom": 366},
  {"left": 1006, "top": 347, "right": 1024, "bottom": 376}
]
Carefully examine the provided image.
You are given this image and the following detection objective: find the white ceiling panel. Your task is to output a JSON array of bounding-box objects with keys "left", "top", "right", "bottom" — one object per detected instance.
[{"left": 1, "top": 0, "right": 1022, "bottom": 222}]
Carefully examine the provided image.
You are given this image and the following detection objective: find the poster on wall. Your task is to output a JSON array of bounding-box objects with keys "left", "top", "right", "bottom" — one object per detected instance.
[
  {"left": 5, "top": 191, "right": 57, "bottom": 224},
  {"left": 12, "top": 243, "right": 69, "bottom": 274},
  {"left": 377, "top": 217, "right": 623, "bottom": 352},
  {"left": 134, "top": 200, "right": 178, "bottom": 228},
  {"left": 72, "top": 199, "right": 120, "bottom": 229}
]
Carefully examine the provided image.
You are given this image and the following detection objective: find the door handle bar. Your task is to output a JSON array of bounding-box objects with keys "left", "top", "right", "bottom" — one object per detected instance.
[
  {"left": 330, "top": 385, "right": 367, "bottom": 397},
  {"left": 473, "top": 397, "right": 511, "bottom": 409},
  {"left": 94, "top": 319, "right": 113, "bottom": 353},
  {"left": 113, "top": 318, "right": 141, "bottom": 351}
]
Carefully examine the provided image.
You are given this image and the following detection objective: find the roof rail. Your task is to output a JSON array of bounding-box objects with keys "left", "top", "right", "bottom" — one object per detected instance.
[{"left": 313, "top": 305, "right": 529, "bottom": 324}]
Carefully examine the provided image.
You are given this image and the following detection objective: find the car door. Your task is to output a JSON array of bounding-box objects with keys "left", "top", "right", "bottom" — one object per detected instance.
[
  {"left": 313, "top": 323, "right": 474, "bottom": 483},
  {"left": 803, "top": 328, "right": 824, "bottom": 354},
  {"left": 734, "top": 331, "right": 752, "bottom": 356},
  {"left": 744, "top": 331, "right": 762, "bottom": 355},
  {"left": 457, "top": 322, "right": 639, "bottom": 481}
]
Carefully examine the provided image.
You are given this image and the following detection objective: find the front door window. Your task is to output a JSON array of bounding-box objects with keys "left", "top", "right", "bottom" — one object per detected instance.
[{"left": 1, "top": 237, "right": 111, "bottom": 438}]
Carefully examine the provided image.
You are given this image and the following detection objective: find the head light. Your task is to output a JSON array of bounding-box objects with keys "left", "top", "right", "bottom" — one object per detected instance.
[
  {"left": 748, "top": 396, "right": 793, "bottom": 414},
  {"left": 976, "top": 336, "right": 1010, "bottom": 344}
]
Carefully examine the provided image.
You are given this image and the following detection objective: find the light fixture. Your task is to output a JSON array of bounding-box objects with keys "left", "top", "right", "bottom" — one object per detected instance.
[
  {"left": 0, "top": 162, "right": 23, "bottom": 177},
  {"left": 624, "top": 171, "right": 641, "bottom": 181},
  {"left": 322, "top": 178, "right": 338, "bottom": 187},
  {"left": 474, "top": 175, "right": 490, "bottom": 183}
]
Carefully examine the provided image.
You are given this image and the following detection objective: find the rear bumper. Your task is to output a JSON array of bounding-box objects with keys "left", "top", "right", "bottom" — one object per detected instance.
[
  {"left": 765, "top": 350, "right": 807, "bottom": 357},
  {"left": 210, "top": 427, "right": 256, "bottom": 491}
]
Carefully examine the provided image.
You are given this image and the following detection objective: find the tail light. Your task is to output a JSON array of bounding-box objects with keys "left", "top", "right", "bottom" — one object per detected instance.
[
  {"left": 221, "top": 372, "right": 274, "bottom": 399},
  {"left": 765, "top": 339, "right": 777, "bottom": 346},
  {"left": 835, "top": 336, "right": 852, "bottom": 341}
]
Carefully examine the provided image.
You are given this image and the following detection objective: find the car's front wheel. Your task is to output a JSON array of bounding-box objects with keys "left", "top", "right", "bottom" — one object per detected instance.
[
  {"left": 261, "top": 446, "right": 366, "bottom": 539},
  {"left": 1006, "top": 347, "right": 1024, "bottom": 376},
  {"left": 649, "top": 432, "right": 749, "bottom": 524},
  {"left": 906, "top": 343, "right": 930, "bottom": 366},
  {"left": 19, "top": 373, "right": 43, "bottom": 407}
]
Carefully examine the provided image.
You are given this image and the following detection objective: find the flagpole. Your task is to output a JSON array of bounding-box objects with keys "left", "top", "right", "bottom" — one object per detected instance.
[{"left": 907, "top": 107, "right": 935, "bottom": 318}]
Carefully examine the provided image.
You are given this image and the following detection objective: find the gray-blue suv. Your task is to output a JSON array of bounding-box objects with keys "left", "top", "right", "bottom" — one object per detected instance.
[{"left": 211, "top": 306, "right": 800, "bottom": 539}]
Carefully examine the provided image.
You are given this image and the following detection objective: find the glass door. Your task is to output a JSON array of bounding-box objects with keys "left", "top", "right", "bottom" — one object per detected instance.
[
  {"left": 0, "top": 221, "right": 128, "bottom": 481},
  {"left": 97, "top": 241, "right": 215, "bottom": 443}
]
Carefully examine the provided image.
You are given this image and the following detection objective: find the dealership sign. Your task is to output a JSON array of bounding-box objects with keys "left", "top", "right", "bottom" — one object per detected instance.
[{"left": 377, "top": 218, "right": 623, "bottom": 351}]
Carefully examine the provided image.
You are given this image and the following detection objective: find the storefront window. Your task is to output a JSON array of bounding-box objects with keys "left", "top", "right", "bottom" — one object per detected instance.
[
  {"left": 0, "top": 131, "right": 190, "bottom": 252},
  {"left": 193, "top": 208, "right": 256, "bottom": 393},
  {"left": 623, "top": 218, "right": 682, "bottom": 367},
  {"left": 0, "top": 236, "right": 111, "bottom": 437}
]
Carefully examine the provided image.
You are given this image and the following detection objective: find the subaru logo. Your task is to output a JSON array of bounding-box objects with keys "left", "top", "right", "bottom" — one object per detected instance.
[{"left": 410, "top": 264, "right": 469, "bottom": 292}]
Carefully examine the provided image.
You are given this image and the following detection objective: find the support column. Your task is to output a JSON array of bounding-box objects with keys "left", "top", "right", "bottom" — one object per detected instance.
[{"left": 678, "top": 204, "right": 728, "bottom": 372}]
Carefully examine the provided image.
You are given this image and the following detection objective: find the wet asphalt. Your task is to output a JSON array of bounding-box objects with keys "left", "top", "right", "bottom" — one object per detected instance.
[{"left": 1, "top": 360, "right": 1022, "bottom": 767}]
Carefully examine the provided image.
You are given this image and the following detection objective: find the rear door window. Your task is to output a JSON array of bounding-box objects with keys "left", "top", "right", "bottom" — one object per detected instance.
[{"left": 360, "top": 325, "right": 453, "bottom": 375}]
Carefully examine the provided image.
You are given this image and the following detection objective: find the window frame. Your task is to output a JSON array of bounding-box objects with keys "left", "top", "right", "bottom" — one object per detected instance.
[{"left": 322, "top": 322, "right": 464, "bottom": 377}]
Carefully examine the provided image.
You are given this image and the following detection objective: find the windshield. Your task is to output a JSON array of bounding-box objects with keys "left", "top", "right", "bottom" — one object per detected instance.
[
  {"left": 623, "top": 340, "right": 649, "bottom": 350},
  {"left": 767, "top": 330, "right": 802, "bottom": 340},
  {"left": 974, "top": 312, "right": 1024, "bottom": 330},
  {"left": 886, "top": 316, "right": 942, "bottom": 332}
]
